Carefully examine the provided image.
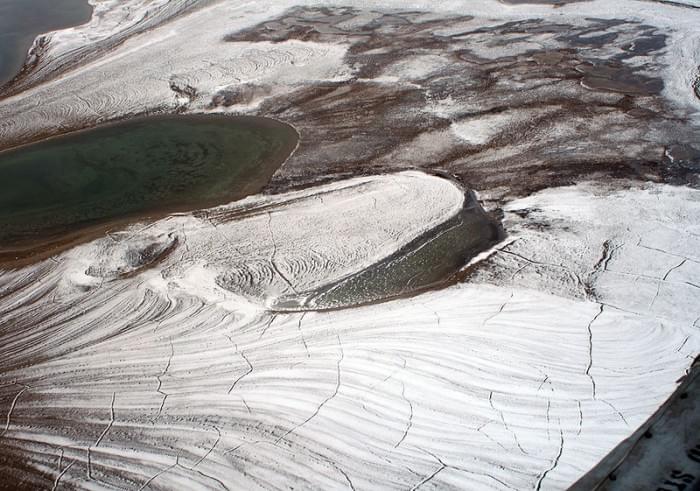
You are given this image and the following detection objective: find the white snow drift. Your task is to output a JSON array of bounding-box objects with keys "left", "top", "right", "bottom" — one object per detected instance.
[{"left": 1, "top": 174, "right": 698, "bottom": 490}]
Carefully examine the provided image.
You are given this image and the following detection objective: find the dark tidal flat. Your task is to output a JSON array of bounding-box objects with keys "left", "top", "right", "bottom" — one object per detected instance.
[
  {"left": 0, "top": 115, "right": 298, "bottom": 251},
  {"left": 0, "top": 0, "right": 93, "bottom": 87}
]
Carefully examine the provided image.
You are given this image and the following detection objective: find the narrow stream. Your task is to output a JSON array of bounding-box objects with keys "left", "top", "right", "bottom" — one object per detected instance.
[{"left": 274, "top": 187, "right": 503, "bottom": 311}]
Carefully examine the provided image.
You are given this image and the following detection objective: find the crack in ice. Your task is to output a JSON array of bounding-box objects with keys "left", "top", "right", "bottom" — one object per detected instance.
[
  {"left": 87, "top": 392, "right": 116, "bottom": 480},
  {"left": 275, "top": 335, "right": 343, "bottom": 445},
  {"left": 535, "top": 426, "right": 564, "bottom": 491},
  {"left": 1, "top": 383, "right": 30, "bottom": 438},
  {"left": 394, "top": 381, "right": 414, "bottom": 448},
  {"left": 585, "top": 305, "right": 604, "bottom": 399},
  {"left": 153, "top": 337, "right": 174, "bottom": 422}
]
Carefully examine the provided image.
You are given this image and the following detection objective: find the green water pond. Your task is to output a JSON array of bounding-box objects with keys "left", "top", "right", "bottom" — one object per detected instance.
[{"left": 0, "top": 115, "right": 298, "bottom": 246}]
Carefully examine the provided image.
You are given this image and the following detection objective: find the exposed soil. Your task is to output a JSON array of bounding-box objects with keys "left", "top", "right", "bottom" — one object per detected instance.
[{"left": 218, "top": 8, "right": 698, "bottom": 200}]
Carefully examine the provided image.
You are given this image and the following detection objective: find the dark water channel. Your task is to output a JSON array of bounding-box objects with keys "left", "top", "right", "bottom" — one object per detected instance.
[{"left": 0, "top": 0, "right": 93, "bottom": 87}]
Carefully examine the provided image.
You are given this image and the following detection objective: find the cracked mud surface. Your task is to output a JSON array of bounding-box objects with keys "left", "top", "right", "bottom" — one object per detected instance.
[{"left": 0, "top": 1, "right": 699, "bottom": 490}]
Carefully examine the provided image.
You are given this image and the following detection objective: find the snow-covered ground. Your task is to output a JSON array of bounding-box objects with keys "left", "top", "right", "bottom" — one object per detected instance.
[
  {"left": 2, "top": 0, "right": 700, "bottom": 146},
  {"left": 1, "top": 0, "right": 699, "bottom": 489},
  {"left": 60, "top": 171, "right": 466, "bottom": 309},
  {"left": 1, "top": 177, "right": 697, "bottom": 490}
]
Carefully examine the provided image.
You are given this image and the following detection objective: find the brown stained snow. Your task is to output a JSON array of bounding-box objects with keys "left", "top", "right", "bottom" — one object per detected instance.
[
  {"left": 1, "top": 7, "right": 698, "bottom": 200},
  {"left": 217, "top": 8, "right": 698, "bottom": 198}
]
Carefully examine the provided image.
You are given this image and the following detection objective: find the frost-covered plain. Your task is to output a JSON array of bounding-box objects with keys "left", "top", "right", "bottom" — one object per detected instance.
[
  {"left": 1, "top": 178, "right": 698, "bottom": 490},
  {"left": 1, "top": 0, "right": 699, "bottom": 489}
]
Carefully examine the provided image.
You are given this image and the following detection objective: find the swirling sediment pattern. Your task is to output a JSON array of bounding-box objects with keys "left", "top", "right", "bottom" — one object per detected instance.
[
  {"left": 0, "top": 0, "right": 699, "bottom": 488},
  {"left": 0, "top": 172, "right": 698, "bottom": 490}
]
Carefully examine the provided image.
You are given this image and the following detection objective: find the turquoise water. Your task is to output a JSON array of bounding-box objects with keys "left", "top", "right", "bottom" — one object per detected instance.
[
  {"left": 0, "top": 115, "right": 298, "bottom": 248},
  {"left": 0, "top": 0, "right": 93, "bottom": 87}
]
